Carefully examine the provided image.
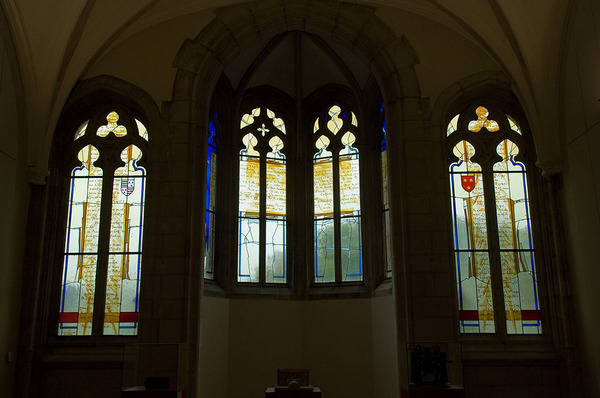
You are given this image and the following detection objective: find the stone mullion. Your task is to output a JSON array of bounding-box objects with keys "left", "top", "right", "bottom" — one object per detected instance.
[
  {"left": 482, "top": 147, "right": 508, "bottom": 338},
  {"left": 92, "top": 157, "right": 117, "bottom": 337}
]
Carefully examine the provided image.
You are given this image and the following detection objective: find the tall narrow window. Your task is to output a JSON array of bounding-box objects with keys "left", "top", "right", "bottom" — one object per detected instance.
[
  {"left": 58, "top": 111, "right": 148, "bottom": 336},
  {"left": 238, "top": 108, "right": 287, "bottom": 284},
  {"left": 313, "top": 105, "right": 362, "bottom": 283},
  {"left": 448, "top": 106, "right": 541, "bottom": 334},
  {"left": 380, "top": 104, "right": 392, "bottom": 278},
  {"left": 204, "top": 120, "right": 217, "bottom": 280}
]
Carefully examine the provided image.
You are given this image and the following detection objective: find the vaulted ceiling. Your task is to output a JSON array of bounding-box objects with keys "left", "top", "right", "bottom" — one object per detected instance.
[{"left": 0, "top": 0, "right": 573, "bottom": 176}]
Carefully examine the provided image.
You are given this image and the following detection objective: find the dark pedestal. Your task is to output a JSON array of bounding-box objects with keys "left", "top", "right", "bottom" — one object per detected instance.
[
  {"left": 121, "top": 387, "right": 186, "bottom": 398},
  {"left": 401, "top": 385, "right": 465, "bottom": 398},
  {"left": 265, "top": 387, "right": 322, "bottom": 397}
]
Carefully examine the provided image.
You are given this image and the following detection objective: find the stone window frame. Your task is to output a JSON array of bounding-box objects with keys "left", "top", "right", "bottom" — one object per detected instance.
[
  {"left": 42, "top": 76, "right": 161, "bottom": 345},
  {"left": 204, "top": 83, "right": 390, "bottom": 298}
]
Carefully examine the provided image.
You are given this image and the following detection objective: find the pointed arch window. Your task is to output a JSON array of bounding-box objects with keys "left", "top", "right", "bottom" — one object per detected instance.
[
  {"left": 313, "top": 104, "right": 362, "bottom": 283},
  {"left": 238, "top": 107, "right": 287, "bottom": 284},
  {"left": 447, "top": 105, "right": 541, "bottom": 335},
  {"left": 58, "top": 111, "right": 148, "bottom": 336}
]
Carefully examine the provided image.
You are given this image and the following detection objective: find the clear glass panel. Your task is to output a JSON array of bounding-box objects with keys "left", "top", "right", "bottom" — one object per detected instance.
[
  {"left": 240, "top": 108, "right": 261, "bottom": 129},
  {"left": 58, "top": 254, "right": 97, "bottom": 335},
  {"left": 315, "top": 218, "right": 335, "bottom": 283},
  {"left": 74, "top": 121, "right": 88, "bottom": 140},
  {"left": 507, "top": 115, "right": 523, "bottom": 135},
  {"left": 494, "top": 139, "right": 541, "bottom": 335},
  {"left": 500, "top": 252, "right": 541, "bottom": 334},
  {"left": 105, "top": 145, "right": 145, "bottom": 335},
  {"left": 265, "top": 218, "right": 286, "bottom": 283},
  {"left": 468, "top": 106, "right": 499, "bottom": 133},
  {"left": 58, "top": 145, "right": 103, "bottom": 336},
  {"left": 266, "top": 109, "right": 286, "bottom": 134},
  {"left": 136, "top": 119, "right": 148, "bottom": 141},
  {"left": 326, "top": 105, "right": 344, "bottom": 135},
  {"left": 97, "top": 111, "right": 127, "bottom": 137},
  {"left": 238, "top": 217, "right": 260, "bottom": 282},
  {"left": 446, "top": 114, "right": 459, "bottom": 136},
  {"left": 455, "top": 252, "right": 495, "bottom": 333},
  {"left": 449, "top": 140, "right": 494, "bottom": 333},
  {"left": 340, "top": 216, "right": 361, "bottom": 281}
]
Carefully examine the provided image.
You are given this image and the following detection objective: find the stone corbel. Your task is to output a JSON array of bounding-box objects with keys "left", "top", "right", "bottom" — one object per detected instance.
[
  {"left": 26, "top": 166, "right": 49, "bottom": 185},
  {"left": 536, "top": 158, "right": 562, "bottom": 177}
]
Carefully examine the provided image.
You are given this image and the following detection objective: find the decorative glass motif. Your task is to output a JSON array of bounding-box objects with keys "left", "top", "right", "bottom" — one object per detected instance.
[
  {"left": 59, "top": 144, "right": 103, "bottom": 335},
  {"left": 238, "top": 132, "right": 260, "bottom": 282},
  {"left": 449, "top": 140, "right": 494, "bottom": 333},
  {"left": 468, "top": 106, "right": 499, "bottom": 133},
  {"left": 448, "top": 108, "right": 541, "bottom": 335},
  {"left": 494, "top": 139, "right": 541, "bottom": 334},
  {"left": 238, "top": 108, "right": 287, "bottom": 283},
  {"left": 104, "top": 145, "right": 146, "bottom": 335},
  {"left": 97, "top": 111, "right": 127, "bottom": 137},
  {"left": 59, "top": 111, "right": 148, "bottom": 336},
  {"left": 313, "top": 105, "right": 362, "bottom": 283}
]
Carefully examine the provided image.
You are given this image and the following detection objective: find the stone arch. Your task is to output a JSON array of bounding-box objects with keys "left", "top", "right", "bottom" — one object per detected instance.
[
  {"left": 168, "top": 0, "right": 422, "bottom": 114},
  {"left": 164, "top": 3, "right": 425, "bottom": 394}
]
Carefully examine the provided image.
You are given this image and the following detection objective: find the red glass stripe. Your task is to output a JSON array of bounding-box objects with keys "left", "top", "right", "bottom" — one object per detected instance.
[
  {"left": 58, "top": 312, "right": 78, "bottom": 323},
  {"left": 119, "top": 312, "right": 138, "bottom": 322},
  {"left": 521, "top": 310, "right": 541, "bottom": 321},
  {"left": 459, "top": 310, "right": 479, "bottom": 321}
]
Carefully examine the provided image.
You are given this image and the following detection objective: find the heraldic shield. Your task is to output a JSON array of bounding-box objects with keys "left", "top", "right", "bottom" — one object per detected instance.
[
  {"left": 461, "top": 175, "right": 475, "bottom": 192},
  {"left": 121, "top": 179, "right": 135, "bottom": 196}
]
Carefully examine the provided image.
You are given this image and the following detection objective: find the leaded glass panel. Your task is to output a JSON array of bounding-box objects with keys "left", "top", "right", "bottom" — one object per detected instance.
[
  {"left": 205, "top": 121, "right": 217, "bottom": 279},
  {"left": 59, "top": 110, "right": 148, "bottom": 337},
  {"left": 104, "top": 145, "right": 146, "bottom": 335},
  {"left": 315, "top": 218, "right": 335, "bottom": 283},
  {"left": 449, "top": 139, "right": 495, "bottom": 333},
  {"left": 494, "top": 139, "right": 541, "bottom": 334},
  {"left": 59, "top": 145, "right": 102, "bottom": 336},
  {"left": 313, "top": 104, "right": 362, "bottom": 283},
  {"left": 237, "top": 107, "right": 287, "bottom": 284}
]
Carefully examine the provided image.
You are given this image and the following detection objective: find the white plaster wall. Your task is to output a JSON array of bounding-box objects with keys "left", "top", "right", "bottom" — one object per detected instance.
[{"left": 562, "top": 0, "right": 600, "bottom": 396}]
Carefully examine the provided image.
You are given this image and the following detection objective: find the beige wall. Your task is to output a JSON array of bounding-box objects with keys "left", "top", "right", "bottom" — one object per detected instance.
[
  {"left": 0, "top": 36, "right": 28, "bottom": 398},
  {"left": 562, "top": 0, "right": 600, "bottom": 397},
  {"left": 199, "top": 295, "right": 398, "bottom": 398}
]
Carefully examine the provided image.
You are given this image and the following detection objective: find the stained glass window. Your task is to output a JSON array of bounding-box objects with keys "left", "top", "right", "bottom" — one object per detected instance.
[
  {"left": 313, "top": 105, "right": 362, "bottom": 283},
  {"left": 59, "top": 111, "right": 147, "bottom": 336},
  {"left": 448, "top": 106, "right": 541, "bottom": 335},
  {"left": 238, "top": 108, "right": 287, "bottom": 284},
  {"left": 380, "top": 103, "right": 392, "bottom": 278},
  {"left": 204, "top": 120, "right": 217, "bottom": 280}
]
